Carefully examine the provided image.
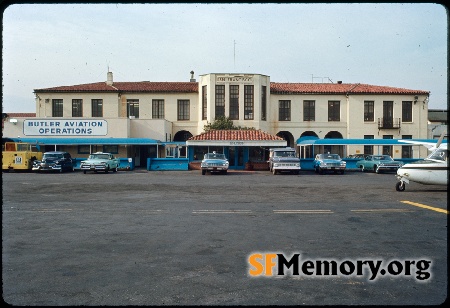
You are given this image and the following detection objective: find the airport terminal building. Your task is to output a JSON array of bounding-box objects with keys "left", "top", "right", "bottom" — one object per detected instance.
[{"left": 3, "top": 71, "right": 431, "bottom": 169}]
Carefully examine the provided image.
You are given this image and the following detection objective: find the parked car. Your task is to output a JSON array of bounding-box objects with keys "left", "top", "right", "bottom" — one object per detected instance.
[
  {"left": 345, "top": 154, "right": 365, "bottom": 159},
  {"left": 313, "top": 153, "right": 346, "bottom": 174},
  {"left": 32, "top": 151, "right": 74, "bottom": 173},
  {"left": 80, "top": 152, "right": 120, "bottom": 174},
  {"left": 356, "top": 155, "right": 403, "bottom": 173},
  {"left": 268, "top": 147, "right": 301, "bottom": 175},
  {"left": 201, "top": 152, "right": 229, "bottom": 175}
]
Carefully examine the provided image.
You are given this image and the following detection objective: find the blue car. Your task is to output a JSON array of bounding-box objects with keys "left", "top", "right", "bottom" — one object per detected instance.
[{"left": 313, "top": 153, "right": 346, "bottom": 174}]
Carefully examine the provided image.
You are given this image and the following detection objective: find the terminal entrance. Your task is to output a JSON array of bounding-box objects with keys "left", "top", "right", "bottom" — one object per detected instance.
[{"left": 227, "top": 146, "right": 244, "bottom": 169}]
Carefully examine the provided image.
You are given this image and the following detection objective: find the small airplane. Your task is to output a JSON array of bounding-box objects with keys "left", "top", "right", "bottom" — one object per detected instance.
[{"left": 395, "top": 133, "right": 448, "bottom": 191}]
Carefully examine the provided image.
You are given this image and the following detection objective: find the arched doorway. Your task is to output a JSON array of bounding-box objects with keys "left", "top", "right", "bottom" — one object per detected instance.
[
  {"left": 299, "top": 131, "right": 319, "bottom": 158},
  {"left": 173, "top": 130, "right": 193, "bottom": 141},
  {"left": 276, "top": 131, "right": 295, "bottom": 148},
  {"left": 324, "top": 131, "right": 344, "bottom": 156}
]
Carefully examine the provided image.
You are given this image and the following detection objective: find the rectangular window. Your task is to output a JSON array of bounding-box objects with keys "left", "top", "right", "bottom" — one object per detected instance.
[
  {"left": 401, "top": 135, "right": 413, "bottom": 158},
  {"left": 303, "top": 100, "right": 315, "bottom": 121},
  {"left": 72, "top": 99, "right": 83, "bottom": 117},
  {"left": 177, "top": 100, "right": 190, "bottom": 120},
  {"left": 261, "top": 86, "right": 267, "bottom": 121},
  {"left": 402, "top": 101, "right": 413, "bottom": 122},
  {"left": 77, "top": 145, "right": 90, "bottom": 154},
  {"left": 52, "top": 99, "right": 63, "bottom": 117},
  {"left": 364, "top": 135, "right": 374, "bottom": 155},
  {"left": 229, "top": 85, "right": 239, "bottom": 120},
  {"left": 127, "top": 99, "right": 139, "bottom": 118},
  {"left": 91, "top": 99, "right": 103, "bottom": 117},
  {"left": 328, "top": 101, "right": 340, "bottom": 121},
  {"left": 364, "top": 101, "right": 374, "bottom": 122},
  {"left": 215, "top": 85, "right": 225, "bottom": 118},
  {"left": 279, "top": 100, "right": 291, "bottom": 121},
  {"left": 383, "top": 135, "right": 393, "bottom": 156},
  {"left": 202, "top": 85, "right": 207, "bottom": 120},
  {"left": 244, "top": 85, "right": 254, "bottom": 120},
  {"left": 103, "top": 145, "right": 118, "bottom": 154},
  {"left": 152, "top": 99, "right": 164, "bottom": 119}
]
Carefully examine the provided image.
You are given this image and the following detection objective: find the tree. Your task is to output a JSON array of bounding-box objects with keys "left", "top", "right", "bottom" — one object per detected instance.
[{"left": 203, "top": 116, "right": 254, "bottom": 132}]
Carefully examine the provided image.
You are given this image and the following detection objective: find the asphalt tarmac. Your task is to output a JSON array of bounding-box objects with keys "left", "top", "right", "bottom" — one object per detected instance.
[{"left": 2, "top": 169, "right": 448, "bottom": 305}]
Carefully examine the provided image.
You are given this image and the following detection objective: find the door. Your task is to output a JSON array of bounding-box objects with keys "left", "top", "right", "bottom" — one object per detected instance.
[
  {"left": 227, "top": 146, "right": 245, "bottom": 169},
  {"left": 383, "top": 101, "right": 393, "bottom": 128}
]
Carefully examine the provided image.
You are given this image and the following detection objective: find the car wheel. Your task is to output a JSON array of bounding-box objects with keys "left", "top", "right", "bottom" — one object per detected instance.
[
  {"left": 113, "top": 167, "right": 117, "bottom": 172},
  {"left": 340, "top": 170, "right": 344, "bottom": 175},
  {"left": 319, "top": 168, "right": 324, "bottom": 175},
  {"left": 201, "top": 169, "right": 206, "bottom": 175},
  {"left": 272, "top": 168, "right": 277, "bottom": 175},
  {"left": 395, "top": 181, "right": 405, "bottom": 191},
  {"left": 314, "top": 166, "right": 319, "bottom": 173},
  {"left": 359, "top": 165, "right": 364, "bottom": 172},
  {"left": 223, "top": 170, "right": 227, "bottom": 175},
  {"left": 83, "top": 170, "right": 86, "bottom": 174},
  {"left": 59, "top": 168, "right": 63, "bottom": 173}
]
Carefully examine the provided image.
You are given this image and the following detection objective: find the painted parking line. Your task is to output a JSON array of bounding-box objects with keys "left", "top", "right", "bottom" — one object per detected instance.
[
  {"left": 401, "top": 201, "right": 449, "bottom": 214},
  {"left": 273, "top": 210, "right": 333, "bottom": 214},
  {"left": 351, "top": 209, "right": 415, "bottom": 213},
  {"left": 192, "top": 210, "right": 253, "bottom": 214}
]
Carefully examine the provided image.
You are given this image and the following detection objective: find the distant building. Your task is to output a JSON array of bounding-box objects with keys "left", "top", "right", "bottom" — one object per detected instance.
[
  {"left": 427, "top": 109, "right": 448, "bottom": 139},
  {"left": 2, "top": 71, "right": 435, "bottom": 168}
]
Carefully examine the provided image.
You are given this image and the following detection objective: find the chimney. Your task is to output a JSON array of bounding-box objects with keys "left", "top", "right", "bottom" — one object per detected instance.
[
  {"left": 337, "top": 81, "right": 342, "bottom": 84},
  {"left": 190, "top": 70, "right": 196, "bottom": 82},
  {"left": 106, "top": 71, "right": 113, "bottom": 86}
]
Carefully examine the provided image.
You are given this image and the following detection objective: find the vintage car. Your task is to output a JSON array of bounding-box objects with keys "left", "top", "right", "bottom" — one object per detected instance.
[
  {"left": 313, "top": 153, "right": 346, "bottom": 174},
  {"left": 345, "top": 154, "right": 365, "bottom": 160},
  {"left": 356, "top": 154, "right": 403, "bottom": 173},
  {"left": 80, "top": 152, "right": 120, "bottom": 174},
  {"left": 32, "top": 151, "right": 74, "bottom": 173},
  {"left": 201, "top": 152, "right": 229, "bottom": 175},
  {"left": 268, "top": 147, "right": 301, "bottom": 175}
]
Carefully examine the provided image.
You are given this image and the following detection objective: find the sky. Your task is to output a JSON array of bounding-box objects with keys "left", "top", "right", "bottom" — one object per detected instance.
[{"left": 1, "top": 3, "right": 448, "bottom": 113}]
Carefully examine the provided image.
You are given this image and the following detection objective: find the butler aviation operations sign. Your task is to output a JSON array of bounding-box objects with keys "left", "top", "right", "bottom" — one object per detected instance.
[{"left": 24, "top": 120, "right": 108, "bottom": 136}]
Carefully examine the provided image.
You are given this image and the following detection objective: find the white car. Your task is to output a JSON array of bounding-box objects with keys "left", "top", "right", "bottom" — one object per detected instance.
[{"left": 80, "top": 152, "right": 120, "bottom": 174}]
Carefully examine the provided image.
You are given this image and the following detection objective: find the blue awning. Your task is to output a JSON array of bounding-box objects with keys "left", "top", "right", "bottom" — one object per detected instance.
[
  {"left": 10, "top": 137, "right": 160, "bottom": 145},
  {"left": 296, "top": 136, "right": 447, "bottom": 146}
]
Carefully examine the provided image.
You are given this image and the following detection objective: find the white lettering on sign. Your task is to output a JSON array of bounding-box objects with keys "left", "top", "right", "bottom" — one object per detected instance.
[
  {"left": 230, "top": 141, "right": 244, "bottom": 145},
  {"left": 216, "top": 75, "right": 253, "bottom": 83},
  {"left": 23, "top": 120, "right": 108, "bottom": 136}
]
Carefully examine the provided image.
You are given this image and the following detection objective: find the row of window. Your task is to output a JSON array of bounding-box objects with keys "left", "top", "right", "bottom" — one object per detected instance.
[
  {"left": 51, "top": 97, "right": 414, "bottom": 123},
  {"left": 361, "top": 134, "right": 412, "bottom": 157},
  {"left": 52, "top": 99, "right": 190, "bottom": 120},
  {"left": 278, "top": 100, "right": 413, "bottom": 122}
]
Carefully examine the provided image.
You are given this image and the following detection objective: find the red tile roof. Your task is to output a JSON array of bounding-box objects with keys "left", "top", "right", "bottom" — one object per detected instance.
[
  {"left": 34, "top": 82, "right": 198, "bottom": 93},
  {"left": 34, "top": 80, "right": 428, "bottom": 95},
  {"left": 5, "top": 113, "right": 36, "bottom": 117},
  {"left": 189, "top": 129, "right": 284, "bottom": 141},
  {"left": 270, "top": 83, "right": 429, "bottom": 95}
]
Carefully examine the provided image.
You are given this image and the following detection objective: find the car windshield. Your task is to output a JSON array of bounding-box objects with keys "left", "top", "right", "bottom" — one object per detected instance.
[
  {"left": 275, "top": 151, "right": 295, "bottom": 157},
  {"left": 373, "top": 155, "right": 392, "bottom": 161},
  {"left": 322, "top": 154, "right": 340, "bottom": 160},
  {"left": 204, "top": 153, "right": 226, "bottom": 160},
  {"left": 43, "top": 153, "right": 63, "bottom": 159},
  {"left": 90, "top": 154, "right": 110, "bottom": 160}
]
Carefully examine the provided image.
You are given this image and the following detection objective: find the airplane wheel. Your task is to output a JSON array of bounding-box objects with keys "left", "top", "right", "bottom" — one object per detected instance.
[{"left": 395, "top": 181, "right": 405, "bottom": 191}]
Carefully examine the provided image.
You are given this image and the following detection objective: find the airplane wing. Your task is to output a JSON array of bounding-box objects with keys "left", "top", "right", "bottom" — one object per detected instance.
[{"left": 399, "top": 132, "right": 447, "bottom": 151}]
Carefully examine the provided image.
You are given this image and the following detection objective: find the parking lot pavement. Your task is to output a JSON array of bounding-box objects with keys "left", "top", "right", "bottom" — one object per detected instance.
[{"left": 2, "top": 170, "right": 447, "bottom": 305}]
